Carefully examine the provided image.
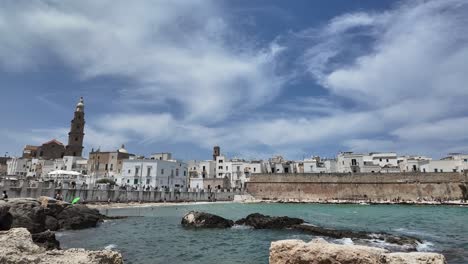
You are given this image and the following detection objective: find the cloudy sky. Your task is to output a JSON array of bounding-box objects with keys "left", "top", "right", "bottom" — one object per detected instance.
[{"left": 1, "top": 0, "right": 468, "bottom": 160}]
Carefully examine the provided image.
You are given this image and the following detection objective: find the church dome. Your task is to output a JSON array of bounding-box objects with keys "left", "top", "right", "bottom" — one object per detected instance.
[
  {"left": 76, "top": 97, "right": 84, "bottom": 112},
  {"left": 118, "top": 144, "right": 128, "bottom": 153}
]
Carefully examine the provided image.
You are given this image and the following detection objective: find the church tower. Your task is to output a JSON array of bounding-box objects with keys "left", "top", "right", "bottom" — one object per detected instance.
[{"left": 65, "top": 97, "right": 85, "bottom": 157}]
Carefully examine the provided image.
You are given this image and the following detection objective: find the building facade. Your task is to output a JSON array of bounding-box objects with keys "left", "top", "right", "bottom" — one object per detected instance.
[{"left": 65, "top": 97, "right": 85, "bottom": 157}]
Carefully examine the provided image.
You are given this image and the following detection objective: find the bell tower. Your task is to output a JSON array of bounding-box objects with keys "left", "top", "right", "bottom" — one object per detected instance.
[{"left": 65, "top": 97, "right": 85, "bottom": 157}]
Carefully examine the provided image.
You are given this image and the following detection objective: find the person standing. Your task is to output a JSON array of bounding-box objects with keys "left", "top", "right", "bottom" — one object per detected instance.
[{"left": 2, "top": 190, "right": 8, "bottom": 200}]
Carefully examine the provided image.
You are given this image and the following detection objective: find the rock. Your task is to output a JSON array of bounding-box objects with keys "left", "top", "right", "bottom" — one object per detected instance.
[
  {"left": 235, "top": 213, "right": 304, "bottom": 229},
  {"left": 181, "top": 211, "right": 234, "bottom": 228},
  {"left": 31, "top": 230, "right": 60, "bottom": 250},
  {"left": 0, "top": 228, "right": 123, "bottom": 264},
  {"left": 7, "top": 198, "right": 47, "bottom": 233},
  {"left": 269, "top": 239, "right": 446, "bottom": 264},
  {"left": 0, "top": 202, "right": 13, "bottom": 231},
  {"left": 45, "top": 215, "right": 59, "bottom": 231},
  {"left": 56, "top": 205, "right": 103, "bottom": 230},
  {"left": 295, "top": 224, "right": 421, "bottom": 251},
  {"left": 38, "top": 196, "right": 67, "bottom": 217}
]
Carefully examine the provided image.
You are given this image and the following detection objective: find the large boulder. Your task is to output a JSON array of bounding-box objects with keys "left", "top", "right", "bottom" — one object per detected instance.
[
  {"left": 235, "top": 213, "right": 304, "bottom": 229},
  {"left": 269, "top": 239, "right": 446, "bottom": 264},
  {"left": 44, "top": 215, "right": 59, "bottom": 231},
  {"left": 7, "top": 198, "right": 46, "bottom": 233},
  {"left": 181, "top": 211, "right": 234, "bottom": 228},
  {"left": 31, "top": 230, "right": 60, "bottom": 250},
  {"left": 0, "top": 228, "right": 123, "bottom": 264},
  {"left": 0, "top": 202, "right": 13, "bottom": 231},
  {"left": 56, "top": 205, "right": 103, "bottom": 230}
]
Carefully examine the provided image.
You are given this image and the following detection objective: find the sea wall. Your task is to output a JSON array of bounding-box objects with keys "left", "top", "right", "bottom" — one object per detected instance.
[
  {"left": 0, "top": 182, "right": 240, "bottom": 203},
  {"left": 246, "top": 172, "right": 468, "bottom": 201}
]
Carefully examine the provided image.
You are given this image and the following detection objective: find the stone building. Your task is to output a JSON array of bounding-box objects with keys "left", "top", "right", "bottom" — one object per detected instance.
[
  {"left": 64, "top": 97, "right": 85, "bottom": 157},
  {"left": 87, "top": 145, "right": 133, "bottom": 182}
]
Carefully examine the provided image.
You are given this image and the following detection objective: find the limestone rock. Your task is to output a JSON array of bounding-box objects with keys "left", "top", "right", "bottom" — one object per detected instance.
[
  {"left": 0, "top": 228, "right": 123, "bottom": 264},
  {"left": 269, "top": 239, "right": 446, "bottom": 264},
  {"left": 235, "top": 213, "right": 304, "bottom": 229},
  {"left": 56, "top": 205, "right": 103, "bottom": 230},
  {"left": 181, "top": 211, "right": 234, "bottom": 228}
]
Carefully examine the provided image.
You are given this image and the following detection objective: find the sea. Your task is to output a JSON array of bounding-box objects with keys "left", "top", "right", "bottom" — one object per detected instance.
[{"left": 57, "top": 203, "right": 468, "bottom": 264}]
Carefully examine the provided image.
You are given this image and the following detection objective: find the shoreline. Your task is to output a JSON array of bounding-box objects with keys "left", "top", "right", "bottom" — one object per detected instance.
[{"left": 85, "top": 199, "right": 468, "bottom": 210}]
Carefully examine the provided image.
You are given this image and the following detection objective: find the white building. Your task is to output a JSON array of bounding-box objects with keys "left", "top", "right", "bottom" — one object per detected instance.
[
  {"left": 299, "top": 156, "right": 337, "bottom": 173},
  {"left": 337, "top": 152, "right": 400, "bottom": 173},
  {"left": 214, "top": 155, "right": 263, "bottom": 188},
  {"left": 119, "top": 159, "right": 188, "bottom": 189},
  {"left": 7, "top": 158, "right": 28, "bottom": 176},
  {"left": 398, "top": 156, "right": 431, "bottom": 172},
  {"left": 187, "top": 160, "right": 217, "bottom": 189},
  {"left": 420, "top": 154, "right": 468, "bottom": 173}
]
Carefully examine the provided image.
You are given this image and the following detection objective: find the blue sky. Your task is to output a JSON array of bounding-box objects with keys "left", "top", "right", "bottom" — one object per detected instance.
[{"left": 1, "top": 0, "right": 468, "bottom": 160}]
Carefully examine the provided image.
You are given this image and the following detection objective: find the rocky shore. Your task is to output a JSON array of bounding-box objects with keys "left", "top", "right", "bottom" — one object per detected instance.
[
  {"left": 182, "top": 211, "right": 447, "bottom": 262},
  {"left": 270, "top": 239, "right": 446, "bottom": 264},
  {"left": 0, "top": 228, "right": 123, "bottom": 264},
  {"left": 0, "top": 197, "right": 123, "bottom": 263}
]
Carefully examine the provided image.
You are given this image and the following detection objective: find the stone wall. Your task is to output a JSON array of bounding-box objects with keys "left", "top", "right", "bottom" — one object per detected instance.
[
  {"left": 1, "top": 181, "right": 239, "bottom": 203},
  {"left": 247, "top": 172, "right": 468, "bottom": 201}
]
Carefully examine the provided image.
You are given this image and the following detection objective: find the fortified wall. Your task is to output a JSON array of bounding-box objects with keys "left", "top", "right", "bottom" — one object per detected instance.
[
  {"left": 0, "top": 181, "right": 239, "bottom": 203},
  {"left": 246, "top": 172, "right": 468, "bottom": 201}
]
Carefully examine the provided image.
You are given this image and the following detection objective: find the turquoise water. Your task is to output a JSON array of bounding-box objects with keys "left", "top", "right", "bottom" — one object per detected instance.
[{"left": 58, "top": 203, "right": 468, "bottom": 264}]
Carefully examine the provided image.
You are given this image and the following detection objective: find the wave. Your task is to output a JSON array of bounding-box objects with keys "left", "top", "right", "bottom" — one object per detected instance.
[
  {"left": 334, "top": 238, "right": 354, "bottom": 245},
  {"left": 231, "top": 225, "right": 253, "bottom": 230},
  {"left": 416, "top": 241, "right": 434, "bottom": 252},
  {"left": 104, "top": 244, "right": 117, "bottom": 250}
]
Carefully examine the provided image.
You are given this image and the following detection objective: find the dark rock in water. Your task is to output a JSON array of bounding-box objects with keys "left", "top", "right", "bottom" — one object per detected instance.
[
  {"left": 294, "top": 224, "right": 421, "bottom": 251},
  {"left": 56, "top": 205, "right": 103, "bottom": 230},
  {"left": 181, "top": 211, "right": 234, "bottom": 228},
  {"left": 0, "top": 202, "right": 13, "bottom": 231},
  {"left": 45, "top": 215, "right": 59, "bottom": 231},
  {"left": 235, "top": 213, "right": 304, "bottom": 229},
  {"left": 31, "top": 230, "right": 60, "bottom": 250},
  {"left": 7, "top": 198, "right": 47, "bottom": 233}
]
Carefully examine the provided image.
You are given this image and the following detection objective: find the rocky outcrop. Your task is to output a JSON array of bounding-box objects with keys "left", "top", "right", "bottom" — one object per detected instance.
[
  {"left": 295, "top": 224, "right": 421, "bottom": 250},
  {"left": 235, "top": 213, "right": 304, "bottom": 229},
  {"left": 1, "top": 197, "right": 104, "bottom": 233},
  {"left": 0, "top": 228, "right": 123, "bottom": 264},
  {"left": 56, "top": 204, "right": 103, "bottom": 230},
  {"left": 6, "top": 198, "right": 47, "bottom": 233},
  {"left": 269, "top": 239, "right": 446, "bottom": 264},
  {"left": 0, "top": 203, "right": 12, "bottom": 231},
  {"left": 181, "top": 211, "right": 234, "bottom": 228},
  {"left": 31, "top": 230, "right": 60, "bottom": 250}
]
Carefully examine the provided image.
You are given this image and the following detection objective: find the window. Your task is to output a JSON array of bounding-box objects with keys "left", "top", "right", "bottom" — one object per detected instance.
[
  {"left": 440, "top": 169, "right": 443, "bottom": 172},
  {"left": 184, "top": 171, "right": 186, "bottom": 176},
  {"left": 351, "top": 159, "right": 357, "bottom": 166},
  {"left": 219, "top": 160, "right": 223, "bottom": 163},
  {"left": 453, "top": 169, "right": 457, "bottom": 172},
  {"left": 464, "top": 159, "right": 468, "bottom": 162},
  {"left": 110, "top": 164, "right": 113, "bottom": 171},
  {"left": 254, "top": 168, "right": 256, "bottom": 172},
  {"left": 161, "top": 169, "right": 164, "bottom": 174},
  {"left": 127, "top": 179, "right": 130, "bottom": 183},
  {"left": 146, "top": 179, "right": 150, "bottom": 184},
  {"left": 379, "top": 158, "right": 382, "bottom": 162},
  {"left": 176, "top": 168, "right": 179, "bottom": 176},
  {"left": 434, "top": 169, "right": 438, "bottom": 172},
  {"left": 237, "top": 166, "right": 240, "bottom": 171},
  {"left": 218, "top": 173, "right": 222, "bottom": 176},
  {"left": 128, "top": 169, "right": 131, "bottom": 173},
  {"left": 147, "top": 167, "right": 152, "bottom": 176},
  {"left": 226, "top": 166, "right": 228, "bottom": 170},
  {"left": 218, "top": 166, "right": 223, "bottom": 169},
  {"left": 105, "top": 164, "right": 108, "bottom": 170},
  {"left": 386, "top": 159, "right": 389, "bottom": 162},
  {"left": 134, "top": 179, "right": 138, "bottom": 184},
  {"left": 202, "top": 166, "right": 206, "bottom": 171},
  {"left": 135, "top": 167, "right": 139, "bottom": 176}
]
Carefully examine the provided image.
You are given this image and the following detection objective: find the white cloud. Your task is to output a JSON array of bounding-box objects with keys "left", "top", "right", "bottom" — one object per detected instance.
[{"left": 0, "top": 0, "right": 285, "bottom": 123}]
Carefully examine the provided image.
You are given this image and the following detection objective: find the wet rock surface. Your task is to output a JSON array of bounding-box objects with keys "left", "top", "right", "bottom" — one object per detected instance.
[
  {"left": 235, "top": 213, "right": 304, "bottom": 229},
  {"left": 1, "top": 197, "right": 104, "bottom": 233},
  {"left": 0, "top": 228, "right": 123, "bottom": 264},
  {"left": 181, "top": 211, "right": 234, "bottom": 228},
  {"left": 269, "top": 239, "right": 446, "bottom": 264},
  {"left": 31, "top": 230, "right": 60, "bottom": 250},
  {"left": 0, "top": 203, "right": 13, "bottom": 231}
]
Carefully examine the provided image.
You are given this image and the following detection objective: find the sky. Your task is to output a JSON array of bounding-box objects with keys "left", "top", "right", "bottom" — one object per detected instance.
[{"left": 1, "top": 0, "right": 468, "bottom": 160}]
